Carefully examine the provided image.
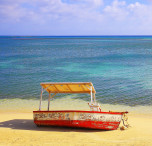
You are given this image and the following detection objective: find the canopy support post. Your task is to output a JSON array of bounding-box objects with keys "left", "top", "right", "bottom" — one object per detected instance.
[
  {"left": 39, "top": 87, "right": 43, "bottom": 111},
  {"left": 48, "top": 92, "right": 51, "bottom": 111},
  {"left": 93, "top": 93, "right": 96, "bottom": 103},
  {"left": 48, "top": 93, "right": 56, "bottom": 111},
  {"left": 91, "top": 86, "right": 93, "bottom": 103}
]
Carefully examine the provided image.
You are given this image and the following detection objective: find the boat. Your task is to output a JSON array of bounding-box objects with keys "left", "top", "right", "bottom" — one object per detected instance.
[{"left": 33, "top": 82, "right": 128, "bottom": 130}]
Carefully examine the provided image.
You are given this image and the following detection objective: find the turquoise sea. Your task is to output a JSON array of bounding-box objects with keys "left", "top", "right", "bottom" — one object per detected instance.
[{"left": 0, "top": 36, "right": 152, "bottom": 106}]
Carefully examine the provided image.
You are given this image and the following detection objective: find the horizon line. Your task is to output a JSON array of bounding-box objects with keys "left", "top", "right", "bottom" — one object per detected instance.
[{"left": 1, "top": 35, "right": 152, "bottom": 37}]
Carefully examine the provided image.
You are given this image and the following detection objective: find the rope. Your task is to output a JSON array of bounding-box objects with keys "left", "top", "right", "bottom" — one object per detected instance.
[{"left": 121, "top": 112, "right": 131, "bottom": 128}]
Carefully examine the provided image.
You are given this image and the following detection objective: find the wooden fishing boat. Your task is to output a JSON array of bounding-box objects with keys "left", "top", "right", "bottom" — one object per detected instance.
[{"left": 33, "top": 82, "right": 128, "bottom": 130}]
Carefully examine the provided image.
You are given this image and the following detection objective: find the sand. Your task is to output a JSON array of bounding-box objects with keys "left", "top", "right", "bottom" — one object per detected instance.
[
  {"left": 0, "top": 111, "right": 152, "bottom": 146},
  {"left": 0, "top": 98, "right": 152, "bottom": 145}
]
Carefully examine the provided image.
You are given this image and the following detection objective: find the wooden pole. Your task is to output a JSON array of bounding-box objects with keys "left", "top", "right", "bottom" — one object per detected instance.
[
  {"left": 39, "top": 87, "right": 43, "bottom": 111},
  {"left": 48, "top": 92, "right": 51, "bottom": 111},
  {"left": 94, "top": 93, "right": 96, "bottom": 103},
  {"left": 91, "top": 86, "right": 93, "bottom": 103}
]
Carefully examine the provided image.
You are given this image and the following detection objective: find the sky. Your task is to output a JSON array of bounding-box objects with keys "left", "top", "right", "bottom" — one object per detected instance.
[{"left": 0, "top": 0, "right": 152, "bottom": 35}]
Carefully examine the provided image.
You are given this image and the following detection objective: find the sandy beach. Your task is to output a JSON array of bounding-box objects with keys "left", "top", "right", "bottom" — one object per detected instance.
[{"left": 0, "top": 110, "right": 152, "bottom": 146}]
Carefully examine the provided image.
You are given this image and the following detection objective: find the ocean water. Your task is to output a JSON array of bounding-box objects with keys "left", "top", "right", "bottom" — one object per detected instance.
[{"left": 0, "top": 36, "right": 152, "bottom": 106}]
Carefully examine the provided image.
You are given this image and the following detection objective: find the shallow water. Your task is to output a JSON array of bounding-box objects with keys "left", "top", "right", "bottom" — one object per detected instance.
[
  {"left": 0, "top": 36, "right": 152, "bottom": 106},
  {"left": 0, "top": 98, "right": 152, "bottom": 115}
]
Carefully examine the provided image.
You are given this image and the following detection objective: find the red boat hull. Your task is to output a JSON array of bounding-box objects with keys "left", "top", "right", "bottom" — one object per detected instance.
[{"left": 33, "top": 110, "right": 123, "bottom": 130}]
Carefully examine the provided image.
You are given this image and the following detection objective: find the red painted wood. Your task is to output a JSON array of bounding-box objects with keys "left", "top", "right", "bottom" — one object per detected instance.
[
  {"left": 33, "top": 110, "right": 124, "bottom": 130},
  {"left": 34, "top": 120, "right": 120, "bottom": 130}
]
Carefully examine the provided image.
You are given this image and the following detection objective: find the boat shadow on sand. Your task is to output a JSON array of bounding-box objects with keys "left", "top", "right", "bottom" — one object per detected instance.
[{"left": 0, "top": 119, "right": 109, "bottom": 132}]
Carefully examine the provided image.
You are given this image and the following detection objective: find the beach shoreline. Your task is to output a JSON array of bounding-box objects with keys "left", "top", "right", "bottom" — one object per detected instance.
[
  {"left": 1, "top": 98, "right": 152, "bottom": 114},
  {"left": 0, "top": 103, "right": 152, "bottom": 145}
]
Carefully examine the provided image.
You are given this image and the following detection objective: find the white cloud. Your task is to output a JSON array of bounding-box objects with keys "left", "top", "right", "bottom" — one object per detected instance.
[
  {"left": 127, "top": 2, "right": 152, "bottom": 33},
  {"left": 0, "top": 0, "right": 103, "bottom": 23},
  {"left": 0, "top": 4, "right": 23, "bottom": 22},
  {"left": 87, "top": 0, "right": 103, "bottom": 7},
  {"left": 0, "top": 0, "right": 152, "bottom": 35},
  {"left": 103, "top": 0, "right": 128, "bottom": 21},
  {"left": 102, "top": 0, "right": 152, "bottom": 34}
]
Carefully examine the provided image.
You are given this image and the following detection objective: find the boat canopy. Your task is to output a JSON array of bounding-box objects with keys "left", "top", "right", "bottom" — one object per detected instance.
[
  {"left": 39, "top": 82, "right": 96, "bottom": 111},
  {"left": 40, "top": 82, "right": 96, "bottom": 94}
]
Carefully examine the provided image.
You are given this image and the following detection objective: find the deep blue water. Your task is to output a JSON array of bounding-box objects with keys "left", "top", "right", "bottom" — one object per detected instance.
[{"left": 0, "top": 36, "right": 152, "bottom": 106}]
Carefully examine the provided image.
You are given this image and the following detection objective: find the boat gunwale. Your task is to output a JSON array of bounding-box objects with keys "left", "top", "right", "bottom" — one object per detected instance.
[{"left": 33, "top": 110, "right": 127, "bottom": 115}]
